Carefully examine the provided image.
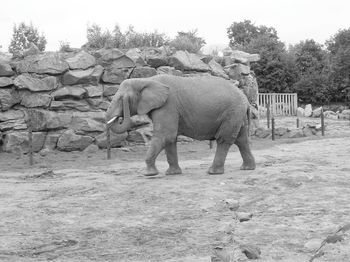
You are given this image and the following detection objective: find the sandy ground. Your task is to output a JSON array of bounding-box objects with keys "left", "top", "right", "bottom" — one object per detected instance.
[{"left": 0, "top": 117, "right": 350, "bottom": 262}]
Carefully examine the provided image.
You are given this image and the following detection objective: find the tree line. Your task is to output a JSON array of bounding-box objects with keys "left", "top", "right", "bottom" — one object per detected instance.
[{"left": 5, "top": 21, "right": 350, "bottom": 104}]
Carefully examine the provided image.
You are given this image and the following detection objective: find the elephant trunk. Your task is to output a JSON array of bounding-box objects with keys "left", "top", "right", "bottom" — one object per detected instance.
[{"left": 109, "top": 97, "right": 131, "bottom": 134}]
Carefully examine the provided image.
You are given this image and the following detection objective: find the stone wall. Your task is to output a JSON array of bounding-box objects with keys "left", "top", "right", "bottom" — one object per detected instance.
[{"left": 0, "top": 46, "right": 259, "bottom": 153}]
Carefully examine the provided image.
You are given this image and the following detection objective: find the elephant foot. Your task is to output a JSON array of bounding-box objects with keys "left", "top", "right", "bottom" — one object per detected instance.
[
  {"left": 208, "top": 166, "right": 224, "bottom": 175},
  {"left": 144, "top": 166, "right": 159, "bottom": 176},
  {"left": 240, "top": 163, "right": 256, "bottom": 170},
  {"left": 166, "top": 167, "right": 182, "bottom": 175}
]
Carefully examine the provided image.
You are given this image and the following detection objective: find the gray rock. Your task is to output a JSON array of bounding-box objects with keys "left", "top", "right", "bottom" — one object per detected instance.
[
  {"left": 13, "top": 52, "right": 69, "bottom": 74},
  {"left": 323, "top": 110, "right": 338, "bottom": 119},
  {"left": 83, "top": 144, "right": 99, "bottom": 153},
  {"left": 240, "top": 244, "right": 261, "bottom": 259},
  {"left": 0, "top": 88, "right": 21, "bottom": 111},
  {"left": 95, "top": 131, "right": 127, "bottom": 148},
  {"left": 156, "top": 66, "right": 183, "bottom": 76},
  {"left": 209, "top": 59, "right": 229, "bottom": 79},
  {"left": 312, "top": 107, "right": 323, "bottom": 117},
  {"left": 0, "top": 62, "right": 15, "bottom": 76},
  {"left": 65, "top": 50, "right": 96, "bottom": 70},
  {"left": 224, "top": 49, "right": 260, "bottom": 63},
  {"left": 50, "top": 100, "right": 91, "bottom": 112},
  {"left": 254, "top": 127, "right": 271, "bottom": 138},
  {"left": 70, "top": 116, "right": 105, "bottom": 132},
  {"left": 237, "top": 212, "right": 253, "bottom": 222},
  {"left": 224, "top": 199, "right": 240, "bottom": 211},
  {"left": 304, "top": 104, "right": 312, "bottom": 117},
  {"left": 288, "top": 129, "right": 305, "bottom": 138},
  {"left": 0, "top": 77, "right": 13, "bottom": 87},
  {"left": 125, "top": 48, "right": 147, "bottom": 66},
  {"left": 303, "top": 126, "right": 316, "bottom": 136},
  {"left": 62, "top": 65, "right": 104, "bottom": 85},
  {"left": 169, "top": 50, "right": 210, "bottom": 72},
  {"left": 57, "top": 129, "right": 94, "bottom": 151},
  {"left": 130, "top": 67, "right": 157, "bottom": 78},
  {"left": 0, "top": 118, "right": 27, "bottom": 131},
  {"left": 0, "top": 109, "right": 24, "bottom": 121},
  {"left": 2, "top": 131, "right": 46, "bottom": 153},
  {"left": 43, "top": 132, "right": 61, "bottom": 150},
  {"left": 127, "top": 125, "right": 153, "bottom": 144},
  {"left": 14, "top": 74, "right": 57, "bottom": 92},
  {"left": 102, "top": 85, "right": 119, "bottom": 96},
  {"left": 304, "top": 238, "right": 323, "bottom": 252},
  {"left": 51, "top": 86, "right": 87, "bottom": 100},
  {"left": 275, "top": 127, "right": 288, "bottom": 136},
  {"left": 26, "top": 109, "right": 71, "bottom": 131},
  {"left": 93, "top": 48, "right": 124, "bottom": 66},
  {"left": 102, "top": 67, "right": 133, "bottom": 84},
  {"left": 106, "top": 55, "right": 135, "bottom": 69},
  {"left": 341, "top": 109, "right": 350, "bottom": 115},
  {"left": 297, "top": 107, "right": 305, "bottom": 117},
  {"left": 84, "top": 85, "right": 103, "bottom": 97},
  {"left": 39, "top": 147, "right": 51, "bottom": 156},
  {"left": 20, "top": 92, "right": 52, "bottom": 108},
  {"left": 146, "top": 54, "right": 168, "bottom": 68}
]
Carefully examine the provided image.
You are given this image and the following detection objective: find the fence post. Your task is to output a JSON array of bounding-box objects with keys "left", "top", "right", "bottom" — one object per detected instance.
[
  {"left": 106, "top": 125, "right": 111, "bottom": 160},
  {"left": 296, "top": 118, "right": 299, "bottom": 128},
  {"left": 321, "top": 107, "right": 325, "bottom": 136},
  {"left": 266, "top": 102, "right": 271, "bottom": 129},
  {"left": 27, "top": 116, "right": 34, "bottom": 166},
  {"left": 271, "top": 117, "right": 275, "bottom": 141}
]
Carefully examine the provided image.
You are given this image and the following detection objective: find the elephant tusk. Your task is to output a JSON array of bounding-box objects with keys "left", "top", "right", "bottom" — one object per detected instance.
[{"left": 107, "top": 116, "right": 118, "bottom": 125}]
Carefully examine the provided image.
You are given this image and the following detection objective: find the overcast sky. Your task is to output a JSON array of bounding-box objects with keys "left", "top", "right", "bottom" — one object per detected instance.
[{"left": 0, "top": 0, "right": 349, "bottom": 52}]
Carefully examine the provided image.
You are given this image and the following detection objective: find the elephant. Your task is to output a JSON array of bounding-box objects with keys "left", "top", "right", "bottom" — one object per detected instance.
[{"left": 105, "top": 74, "right": 256, "bottom": 176}]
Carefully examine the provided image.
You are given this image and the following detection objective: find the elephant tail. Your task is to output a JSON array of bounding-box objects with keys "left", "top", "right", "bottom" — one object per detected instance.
[{"left": 247, "top": 106, "right": 251, "bottom": 137}]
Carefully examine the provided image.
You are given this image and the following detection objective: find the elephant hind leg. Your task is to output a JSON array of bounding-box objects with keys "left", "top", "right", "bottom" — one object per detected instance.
[
  {"left": 234, "top": 125, "right": 256, "bottom": 170},
  {"left": 165, "top": 141, "right": 182, "bottom": 175},
  {"left": 208, "top": 141, "right": 231, "bottom": 175}
]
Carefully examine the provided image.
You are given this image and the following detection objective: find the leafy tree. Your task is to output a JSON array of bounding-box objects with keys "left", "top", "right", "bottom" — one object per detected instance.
[
  {"left": 326, "top": 28, "right": 350, "bottom": 102},
  {"left": 86, "top": 23, "right": 114, "bottom": 49},
  {"left": 170, "top": 29, "right": 206, "bottom": 53},
  {"left": 227, "top": 20, "right": 277, "bottom": 48},
  {"left": 8, "top": 22, "right": 47, "bottom": 56}
]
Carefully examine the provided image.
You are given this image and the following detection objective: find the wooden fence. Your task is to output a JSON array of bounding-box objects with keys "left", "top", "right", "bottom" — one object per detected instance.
[{"left": 258, "top": 93, "right": 298, "bottom": 117}]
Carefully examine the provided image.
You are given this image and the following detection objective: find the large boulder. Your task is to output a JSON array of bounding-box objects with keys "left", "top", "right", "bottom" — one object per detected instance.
[
  {"left": 125, "top": 48, "right": 147, "bottom": 66},
  {"left": 70, "top": 116, "right": 105, "bottom": 132},
  {"left": 93, "top": 48, "right": 124, "bottom": 66},
  {"left": 0, "top": 109, "right": 24, "bottom": 121},
  {"left": 62, "top": 65, "right": 104, "bottom": 85},
  {"left": 254, "top": 127, "right": 271, "bottom": 138},
  {"left": 312, "top": 107, "right": 323, "bottom": 118},
  {"left": 13, "top": 52, "right": 69, "bottom": 74},
  {"left": 0, "top": 118, "right": 27, "bottom": 132},
  {"left": 57, "top": 129, "right": 94, "bottom": 151},
  {"left": 0, "top": 77, "right": 13, "bottom": 87},
  {"left": 43, "top": 132, "right": 61, "bottom": 150},
  {"left": 208, "top": 59, "right": 229, "bottom": 79},
  {"left": 83, "top": 85, "right": 103, "bottom": 98},
  {"left": 223, "top": 49, "right": 260, "bottom": 63},
  {"left": 0, "top": 88, "right": 21, "bottom": 111},
  {"left": 102, "top": 85, "right": 119, "bottom": 96},
  {"left": 51, "top": 86, "right": 87, "bottom": 100},
  {"left": 65, "top": 50, "right": 96, "bottom": 70},
  {"left": 323, "top": 110, "right": 338, "bottom": 119},
  {"left": 0, "top": 62, "right": 15, "bottom": 76},
  {"left": 50, "top": 100, "right": 91, "bottom": 112},
  {"left": 102, "top": 67, "right": 133, "bottom": 84},
  {"left": 20, "top": 92, "right": 52, "bottom": 108},
  {"left": 288, "top": 129, "right": 305, "bottom": 138},
  {"left": 297, "top": 107, "right": 305, "bottom": 117},
  {"left": 169, "top": 50, "right": 210, "bottom": 72},
  {"left": 2, "top": 131, "right": 46, "bottom": 153},
  {"left": 304, "top": 104, "right": 312, "bottom": 117},
  {"left": 95, "top": 131, "right": 127, "bottom": 148},
  {"left": 26, "top": 109, "right": 71, "bottom": 131},
  {"left": 156, "top": 66, "right": 183, "bottom": 76},
  {"left": 130, "top": 67, "right": 157, "bottom": 78},
  {"left": 14, "top": 74, "right": 58, "bottom": 92}
]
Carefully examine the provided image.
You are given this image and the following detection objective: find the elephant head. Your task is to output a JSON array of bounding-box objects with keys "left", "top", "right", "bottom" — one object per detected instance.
[{"left": 105, "top": 78, "right": 169, "bottom": 134}]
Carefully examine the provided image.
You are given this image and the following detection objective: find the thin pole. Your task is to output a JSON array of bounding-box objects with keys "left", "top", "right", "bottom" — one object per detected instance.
[
  {"left": 106, "top": 125, "right": 111, "bottom": 159},
  {"left": 321, "top": 107, "right": 325, "bottom": 136},
  {"left": 271, "top": 117, "right": 275, "bottom": 141},
  {"left": 296, "top": 118, "right": 299, "bottom": 128},
  {"left": 267, "top": 102, "right": 270, "bottom": 129},
  {"left": 209, "top": 140, "right": 213, "bottom": 149}
]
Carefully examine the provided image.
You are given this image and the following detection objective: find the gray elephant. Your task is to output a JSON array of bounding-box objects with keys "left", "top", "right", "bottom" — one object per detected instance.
[{"left": 106, "top": 74, "right": 255, "bottom": 176}]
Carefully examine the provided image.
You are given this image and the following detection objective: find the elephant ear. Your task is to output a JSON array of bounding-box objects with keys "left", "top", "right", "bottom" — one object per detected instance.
[{"left": 137, "top": 80, "right": 169, "bottom": 115}]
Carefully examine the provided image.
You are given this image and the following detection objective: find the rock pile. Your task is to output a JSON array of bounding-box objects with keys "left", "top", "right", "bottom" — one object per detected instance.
[
  {"left": 254, "top": 124, "right": 323, "bottom": 139},
  {"left": 0, "top": 47, "right": 260, "bottom": 153},
  {"left": 297, "top": 104, "right": 350, "bottom": 120}
]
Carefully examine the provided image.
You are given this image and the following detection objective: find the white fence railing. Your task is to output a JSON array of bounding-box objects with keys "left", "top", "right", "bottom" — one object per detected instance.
[{"left": 258, "top": 93, "right": 298, "bottom": 117}]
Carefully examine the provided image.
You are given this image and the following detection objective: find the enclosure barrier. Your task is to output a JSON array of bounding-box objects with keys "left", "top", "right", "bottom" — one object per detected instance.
[{"left": 258, "top": 93, "right": 298, "bottom": 118}]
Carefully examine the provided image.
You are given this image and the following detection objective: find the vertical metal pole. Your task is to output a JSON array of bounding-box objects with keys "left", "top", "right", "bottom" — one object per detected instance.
[
  {"left": 321, "top": 107, "right": 325, "bottom": 136},
  {"left": 28, "top": 121, "right": 33, "bottom": 166},
  {"left": 296, "top": 118, "right": 299, "bottom": 128},
  {"left": 267, "top": 102, "right": 270, "bottom": 129},
  {"left": 106, "top": 125, "right": 111, "bottom": 160},
  {"left": 271, "top": 117, "right": 275, "bottom": 141}
]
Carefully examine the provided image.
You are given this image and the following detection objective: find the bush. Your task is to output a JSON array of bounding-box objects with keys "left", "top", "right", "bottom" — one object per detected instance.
[
  {"left": 8, "top": 22, "right": 47, "bottom": 56},
  {"left": 170, "top": 30, "right": 206, "bottom": 53}
]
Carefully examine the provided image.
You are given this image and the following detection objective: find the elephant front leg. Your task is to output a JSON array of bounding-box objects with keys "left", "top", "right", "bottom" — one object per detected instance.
[
  {"left": 208, "top": 142, "right": 231, "bottom": 175},
  {"left": 165, "top": 141, "right": 182, "bottom": 175},
  {"left": 144, "top": 137, "right": 165, "bottom": 176}
]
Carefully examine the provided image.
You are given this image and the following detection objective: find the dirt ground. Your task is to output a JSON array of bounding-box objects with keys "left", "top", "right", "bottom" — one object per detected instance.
[{"left": 1, "top": 117, "right": 350, "bottom": 262}]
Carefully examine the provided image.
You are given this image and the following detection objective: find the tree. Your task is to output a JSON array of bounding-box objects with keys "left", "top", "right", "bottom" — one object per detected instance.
[
  {"left": 8, "top": 22, "right": 47, "bottom": 56},
  {"left": 326, "top": 28, "right": 350, "bottom": 102},
  {"left": 227, "top": 20, "right": 277, "bottom": 48},
  {"left": 86, "top": 23, "right": 114, "bottom": 49},
  {"left": 170, "top": 29, "right": 206, "bottom": 53}
]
